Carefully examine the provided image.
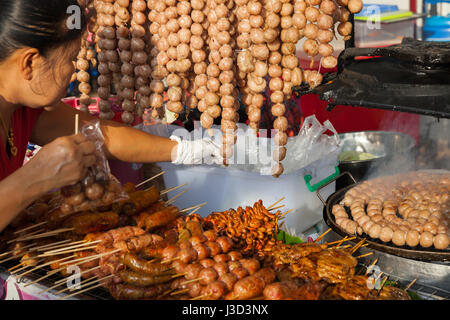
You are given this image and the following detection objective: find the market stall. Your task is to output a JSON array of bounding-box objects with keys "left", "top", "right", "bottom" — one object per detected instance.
[{"left": 0, "top": 0, "right": 449, "bottom": 301}]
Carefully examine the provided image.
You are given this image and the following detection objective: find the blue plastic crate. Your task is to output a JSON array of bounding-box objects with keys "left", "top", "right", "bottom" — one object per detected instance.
[{"left": 424, "top": 16, "right": 450, "bottom": 41}]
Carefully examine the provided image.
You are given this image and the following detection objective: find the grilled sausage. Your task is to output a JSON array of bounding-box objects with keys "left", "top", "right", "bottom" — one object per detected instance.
[
  {"left": 63, "top": 211, "right": 119, "bottom": 235},
  {"left": 109, "top": 283, "right": 171, "bottom": 300},
  {"left": 144, "top": 206, "right": 180, "bottom": 231},
  {"left": 119, "top": 270, "right": 174, "bottom": 287},
  {"left": 120, "top": 253, "right": 173, "bottom": 275}
]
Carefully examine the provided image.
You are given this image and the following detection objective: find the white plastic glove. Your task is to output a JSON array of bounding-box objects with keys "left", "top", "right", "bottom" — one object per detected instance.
[{"left": 170, "top": 135, "right": 223, "bottom": 165}]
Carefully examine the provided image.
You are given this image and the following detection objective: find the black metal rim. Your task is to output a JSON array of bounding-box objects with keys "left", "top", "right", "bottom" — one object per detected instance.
[{"left": 323, "top": 185, "right": 450, "bottom": 262}]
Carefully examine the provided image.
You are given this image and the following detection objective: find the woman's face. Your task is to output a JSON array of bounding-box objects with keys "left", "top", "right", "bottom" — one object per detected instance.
[
  {"left": 0, "top": 39, "right": 80, "bottom": 109},
  {"left": 27, "top": 40, "right": 80, "bottom": 108}
]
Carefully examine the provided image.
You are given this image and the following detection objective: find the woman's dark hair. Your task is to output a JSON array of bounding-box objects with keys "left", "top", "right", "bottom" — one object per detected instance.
[{"left": 0, "top": 0, "right": 87, "bottom": 62}]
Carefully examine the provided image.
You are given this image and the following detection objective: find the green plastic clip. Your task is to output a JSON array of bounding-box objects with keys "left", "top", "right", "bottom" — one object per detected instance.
[{"left": 304, "top": 166, "right": 341, "bottom": 192}]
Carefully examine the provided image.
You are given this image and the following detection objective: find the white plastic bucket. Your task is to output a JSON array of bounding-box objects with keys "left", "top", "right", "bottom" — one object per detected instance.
[{"left": 159, "top": 150, "right": 339, "bottom": 234}]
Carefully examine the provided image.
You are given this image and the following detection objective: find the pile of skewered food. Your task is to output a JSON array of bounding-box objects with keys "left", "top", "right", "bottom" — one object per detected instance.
[
  {"left": 332, "top": 171, "right": 450, "bottom": 250},
  {"left": 1, "top": 185, "right": 413, "bottom": 300},
  {"left": 75, "top": 0, "right": 363, "bottom": 177},
  {"left": 203, "top": 200, "right": 282, "bottom": 258}
]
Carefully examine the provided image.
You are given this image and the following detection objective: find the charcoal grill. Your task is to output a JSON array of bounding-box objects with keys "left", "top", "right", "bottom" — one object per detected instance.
[{"left": 293, "top": 38, "right": 450, "bottom": 119}]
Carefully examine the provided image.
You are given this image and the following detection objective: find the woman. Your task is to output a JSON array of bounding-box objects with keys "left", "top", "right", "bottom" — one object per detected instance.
[{"left": 0, "top": 0, "right": 222, "bottom": 232}]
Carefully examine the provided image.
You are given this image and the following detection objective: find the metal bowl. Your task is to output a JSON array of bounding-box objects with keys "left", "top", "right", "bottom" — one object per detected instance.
[{"left": 337, "top": 131, "right": 417, "bottom": 189}]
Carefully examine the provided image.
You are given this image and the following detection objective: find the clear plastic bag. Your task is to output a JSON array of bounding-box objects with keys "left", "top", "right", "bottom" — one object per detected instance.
[{"left": 57, "top": 121, "right": 129, "bottom": 214}]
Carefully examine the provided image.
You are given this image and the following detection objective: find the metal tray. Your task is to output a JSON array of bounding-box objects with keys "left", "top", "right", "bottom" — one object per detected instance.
[{"left": 320, "top": 175, "right": 450, "bottom": 262}]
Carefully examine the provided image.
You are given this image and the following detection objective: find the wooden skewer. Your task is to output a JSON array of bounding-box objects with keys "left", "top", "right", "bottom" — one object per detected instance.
[
  {"left": 0, "top": 242, "right": 37, "bottom": 259},
  {"left": 10, "top": 228, "right": 74, "bottom": 243},
  {"left": 148, "top": 258, "right": 159, "bottom": 264},
  {"left": 179, "top": 202, "right": 207, "bottom": 214},
  {"left": 22, "top": 268, "right": 65, "bottom": 288},
  {"left": 53, "top": 275, "right": 97, "bottom": 296},
  {"left": 0, "top": 253, "right": 26, "bottom": 264},
  {"left": 160, "top": 183, "right": 188, "bottom": 196},
  {"left": 21, "top": 254, "right": 93, "bottom": 288},
  {"left": 170, "top": 288, "right": 190, "bottom": 296},
  {"left": 278, "top": 209, "right": 293, "bottom": 221},
  {"left": 373, "top": 271, "right": 384, "bottom": 284},
  {"left": 364, "top": 258, "right": 379, "bottom": 276},
  {"left": 335, "top": 244, "right": 351, "bottom": 249},
  {"left": 404, "top": 278, "right": 417, "bottom": 292},
  {"left": 10, "top": 258, "right": 44, "bottom": 275},
  {"left": 22, "top": 251, "right": 106, "bottom": 288},
  {"left": 56, "top": 276, "right": 112, "bottom": 301},
  {"left": 377, "top": 276, "right": 388, "bottom": 292},
  {"left": 327, "top": 236, "right": 357, "bottom": 247},
  {"left": 38, "top": 245, "right": 98, "bottom": 258},
  {"left": 350, "top": 239, "right": 366, "bottom": 254},
  {"left": 8, "top": 263, "right": 24, "bottom": 272},
  {"left": 33, "top": 239, "right": 75, "bottom": 252},
  {"left": 166, "top": 189, "right": 188, "bottom": 205},
  {"left": 9, "top": 265, "right": 29, "bottom": 275},
  {"left": 190, "top": 293, "right": 212, "bottom": 300},
  {"left": 6, "top": 229, "right": 46, "bottom": 244},
  {"left": 135, "top": 171, "right": 166, "bottom": 189},
  {"left": 38, "top": 265, "right": 102, "bottom": 295},
  {"left": 58, "top": 282, "right": 104, "bottom": 300},
  {"left": 54, "top": 273, "right": 111, "bottom": 296},
  {"left": 59, "top": 248, "right": 121, "bottom": 267},
  {"left": 329, "top": 235, "right": 348, "bottom": 247},
  {"left": 74, "top": 114, "right": 79, "bottom": 135},
  {"left": 268, "top": 197, "right": 285, "bottom": 210},
  {"left": 14, "top": 222, "right": 48, "bottom": 235},
  {"left": 314, "top": 228, "right": 332, "bottom": 243},
  {"left": 16, "top": 254, "right": 77, "bottom": 278},
  {"left": 180, "top": 278, "right": 201, "bottom": 286},
  {"left": 356, "top": 252, "right": 374, "bottom": 259},
  {"left": 187, "top": 206, "right": 201, "bottom": 216},
  {"left": 41, "top": 240, "right": 101, "bottom": 255},
  {"left": 157, "top": 288, "right": 175, "bottom": 300},
  {"left": 268, "top": 205, "right": 285, "bottom": 211},
  {"left": 171, "top": 273, "right": 186, "bottom": 279}
]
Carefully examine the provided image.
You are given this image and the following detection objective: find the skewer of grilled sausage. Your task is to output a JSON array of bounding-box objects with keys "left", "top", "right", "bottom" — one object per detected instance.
[
  {"left": 135, "top": 201, "right": 168, "bottom": 228},
  {"left": 263, "top": 281, "right": 300, "bottom": 300},
  {"left": 119, "top": 270, "right": 175, "bottom": 287},
  {"left": 120, "top": 253, "right": 173, "bottom": 276},
  {"left": 63, "top": 211, "right": 120, "bottom": 235},
  {"left": 109, "top": 283, "right": 171, "bottom": 300},
  {"left": 114, "top": 234, "right": 164, "bottom": 252},
  {"left": 144, "top": 206, "right": 180, "bottom": 231},
  {"left": 112, "top": 187, "right": 161, "bottom": 215},
  {"left": 226, "top": 268, "right": 276, "bottom": 300}
]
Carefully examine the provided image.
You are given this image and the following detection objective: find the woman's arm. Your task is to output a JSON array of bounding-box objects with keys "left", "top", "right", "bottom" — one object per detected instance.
[
  {"left": 0, "top": 163, "right": 47, "bottom": 231},
  {"left": 31, "top": 101, "right": 179, "bottom": 163}
]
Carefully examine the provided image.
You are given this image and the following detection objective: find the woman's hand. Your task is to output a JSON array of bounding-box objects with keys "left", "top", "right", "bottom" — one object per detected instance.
[
  {"left": 170, "top": 136, "right": 223, "bottom": 165},
  {"left": 28, "top": 134, "right": 97, "bottom": 190}
]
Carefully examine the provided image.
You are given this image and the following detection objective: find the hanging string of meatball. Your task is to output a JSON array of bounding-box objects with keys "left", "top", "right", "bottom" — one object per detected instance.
[
  {"left": 244, "top": 0, "right": 267, "bottom": 133},
  {"left": 217, "top": 0, "right": 238, "bottom": 164},
  {"left": 265, "top": 0, "right": 285, "bottom": 178},
  {"left": 115, "top": 0, "right": 135, "bottom": 123},
  {"left": 148, "top": 0, "right": 168, "bottom": 120},
  {"left": 77, "top": 39, "right": 93, "bottom": 113},
  {"left": 187, "top": 0, "right": 208, "bottom": 114},
  {"left": 129, "top": 0, "right": 151, "bottom": 121},
  {"left": 95, "top": 0, "right": 115, "bottom": 120}
]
